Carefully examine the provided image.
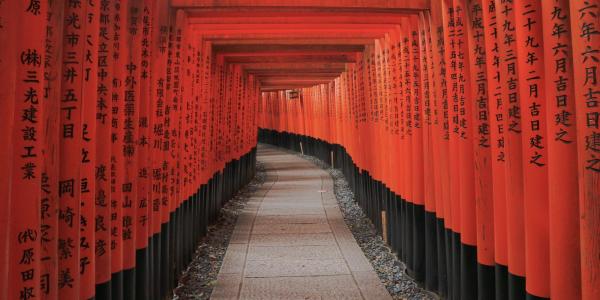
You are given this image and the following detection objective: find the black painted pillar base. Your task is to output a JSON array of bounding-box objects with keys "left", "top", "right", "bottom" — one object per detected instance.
[
  {"left": 478, "top": 263, "right": 495, "bottom": 300},
  {"left": 110, "top": 271, "right": 123, "bottom": 300}
]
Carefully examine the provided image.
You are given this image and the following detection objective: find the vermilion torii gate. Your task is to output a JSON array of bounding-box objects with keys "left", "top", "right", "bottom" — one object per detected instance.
[{"left": 0, "top": 1, "right": 598, "bottom": 300}]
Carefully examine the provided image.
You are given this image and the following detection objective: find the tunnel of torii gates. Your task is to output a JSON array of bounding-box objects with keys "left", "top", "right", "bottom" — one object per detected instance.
[{"left": 0, "top": 0, "right": 598, "bottom": 299}]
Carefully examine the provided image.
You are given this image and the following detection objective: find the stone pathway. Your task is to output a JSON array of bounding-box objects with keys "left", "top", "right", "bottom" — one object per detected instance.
[{"left": 211, "top": 144, "right": 391, "bottom": 300}]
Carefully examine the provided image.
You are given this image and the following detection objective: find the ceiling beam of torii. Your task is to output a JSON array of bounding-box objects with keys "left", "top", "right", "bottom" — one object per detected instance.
[{"left": 174, "top": 0, "right": 426, "bottom": 91}]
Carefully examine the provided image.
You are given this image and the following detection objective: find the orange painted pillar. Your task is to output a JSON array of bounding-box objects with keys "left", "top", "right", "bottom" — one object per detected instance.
[
  {"left": 0, "top": 0, "right": 16, "bottom": 297},
  {"left": 430, "top": 4, "right": 452, "bottom": 294},
  {"left": 514, "top": 1, "right": 550, "bottom": 298},
  {"left": 401, "top": 21, "right": 415, "bottom": 269},
  {"left": 147, "top": 6, "right": 158, "bottom": 267},
  {"left": 419, "top": 11, "right": 440, "bottom": 292},
  {"left": 159, "top": 9, "right": 176, "bottom": 296},
  {"left": 429, "top": 6, "right": 452, "bottom": 295},
  {"left": 466, "top": 1, "right": 496, "bottom": 299},
  {"left": 409, "top": 15, "right": 426, "bottom": 283},
  {"left": 121, "top": 2, "right": 143, "bottom": 293},
  {"left": 179, "top": 23, "right": 192, "bottom": 276},
  {"left": 95, "top": 0, "right": 115, "bottom": 296},
  {"left": 157, "top": 6, "right": 176, "bottom": 230},
  {"left": 451, "top": 2, "right": 479, "bottom": 299},
  {"left": 363, "top": 47, "right": 373, "bottom": 179},
  {"left": 540, "top": 1, "right": 582, "bottom": 298},
  {"left": 385, "top": 35, "right": 395, "bottom": 190},
  {"left": 58, "top": 1, "right": 87, "bottom": 297},
  {"left": 389, "top": 30, "right": 402, "bottom": 198},
  {"left": 149, "top": 7, "right": 171, "bottom": 295},
  {"left": 7, "top": 1, "right": 47, "bottom": 300},
  {"left": 134, "top": 1, "right": 153, "bottom": 297},
  {"left": 40, "top": 0, "right": 64, "bottom": 298},
  {"left": 80, "top": 0, "right": 101, "bottom": 298},
  {"left": 410, "top": 16, "right": 424, "bottom": 209},
  {"left": 199, "top": 41, "right": 211, "bottom": 186},
  {"left": 480, "top": 1, "right": 509, "bottom": 298},
  {"left": 569, "top": 1, "right": 600, "bottom": 299},
  {"left": 494, "top": 1, "right": 527, "bottom": 297},
  {"left": 168, "top": 10, "right": 185, "bottom": 289},
  {"left": 441, "top": 1, "right": 462, "bottom": 297},
  {"left": 374, "top": 40, "right": 385, "bottom": 183},
  {"left": 110, "top": 1, "right": 128, "bottom": 295}
]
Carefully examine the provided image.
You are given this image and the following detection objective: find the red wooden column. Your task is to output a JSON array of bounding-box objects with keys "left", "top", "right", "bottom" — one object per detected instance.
[
  {"left": 388, "top": 30, "right": 402, "bottom": 197},
  {"left": 569, "top": 1, "right": 600, "bottom": 299},
  {"left": 361, "top": 46, "right": 372, "bottom": 179},
  {"left": 371, "top": 45, "right": 379, "bottom": 180},
  {"left": 419, "top": 11, "right": 439, "bottom": 292},
  {"left": 0, "top": 0, "right": 16, "bottom": 297},
  {"left": 394, "top": 25, "right": 404, "bottom": 265},
  {"left": 7, "top": 1, "right": 47, "bottom": 300},
  {"left": 374, "top": 39, "right": 385, "bottom": 183},
  {"left": 400, "top": 20, "right": 415, "bottom": 268},
  {"left": 58, "top": 1, "right": 87, "bottom": 297},
  {"left": 40, "top": 0, "right": 65, "bottom": 298},
  {"left": 421, "top": 13, "right": 435, "bottom": 216},
  {"left": 149, "top": 1, "right": 171, "bottom": 297},
  {"left": 541, "top": 1, "right": 582, "bottom": 298},
  {"left": 430, "top": 4, "right": 452, "bottom": 294},
  {"left": 192, "top": 12, "right": 201, "bottom": 267},
  {"left": 122, "top": 1, "right": 143, "bottom": 291},
  {"left": 111, "top": 1, "right": 128, "bottom": 294},
  {"left": 150, "top": 0, "right": 169, "bottom": 235},
  {"left": 166, "top": 9, "right": 185, "bottom": 289},
  {"left": 0, "top": 0, "right": 12, "bottom": 296},
  {"left": 480, "top": 1, "right": 509, "bottom": 298},
  {"left": 210, "top": 54, "right": 221, "bottom": 176},
  {"left": 80, "top": 0, "right": 101, "bottom": 298},
  {"left": 410, "top": 15, "right": 424, "bottom": 210},
  {"left": 199, "top": 41, "right": 212, "bottom": 187},
  {"left": 452, "top": 2, "right": 478, "bottom": 298},
  {"left": 159, "top": 10, "right": 176, "bottom": 294},
  {"left": 180, "top": 21, "right": 190, "bottom": 272},
  {"left": 95, "top": 0, "right": 114, "bottom": 295},
  {"left": 187, "top": 5, "right": 199, "bottom": 285},
  {"left": 135, "top": 2, "right": 153, "bottom": 294},
  {"left": 367, "top": 44, "right": 375, "bottom": 181},
  {"left": 465, "top": 2, "right": 495, "bottom": 298},
  {"left": 514, "top": 1, "right": 550, "bottom": 298},
  {"left": 387, "top": 33, "right": 396, "bottom": 188},
  {"left": 494, "top": 0, "right": 527, "bottom": 297},
  {"left": 382, "top": 34, "right": 392, "bottom": 193},
  {"left": 218, "top": 56, "right": 226, "bottom": 172},
  {"left": 409, "top": 15, "right": 426, "bottom": 283},
  {"left": 441, "top": 1, "right": 461, "bottom": 297},
  {"left": 429, "top": 1, "right": 452, "bottom": 293}
]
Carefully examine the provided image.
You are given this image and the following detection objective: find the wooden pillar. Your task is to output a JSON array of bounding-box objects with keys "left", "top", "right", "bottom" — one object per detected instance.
[{"left": 569, "top": 1, "right": 600, "bottom": 299}]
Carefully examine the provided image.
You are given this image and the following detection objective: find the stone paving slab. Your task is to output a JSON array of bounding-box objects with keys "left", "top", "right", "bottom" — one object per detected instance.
[
  {"left": 211, "top": 144, "right": 391, "bottom": 300},
  {"left": 249, "top": 233, "right": 337, "bottom": 246},
  {"left": 246, "top": 245, "right": 343, "bottom": 261},
  {"left": 250, "top": 222, "right": 332, "bottom": 234},
  {"left": 244, "top": 259, "right": 350, "bottom": 277},
  {"left": 252, "top": 214, "right": 328, "bottom": 225},
  {"left": 239, "top": 276, "right": 363, "bottom": 300}
]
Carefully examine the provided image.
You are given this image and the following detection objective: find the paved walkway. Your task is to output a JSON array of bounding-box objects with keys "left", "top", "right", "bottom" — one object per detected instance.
[{"left": 212, "top": 144, "right": 391, "bottom": 300}]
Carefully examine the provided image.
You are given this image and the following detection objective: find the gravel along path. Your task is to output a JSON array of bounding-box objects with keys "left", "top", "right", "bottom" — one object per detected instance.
[
  {"left": 298, "top": 152, "right": 437, "bottom": 300},
  {"left": 173, "top": 148, "right": 436, "bottom": 300},
  {"left": 172, "top": 162, "right": 266, "bottom": 300}
]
